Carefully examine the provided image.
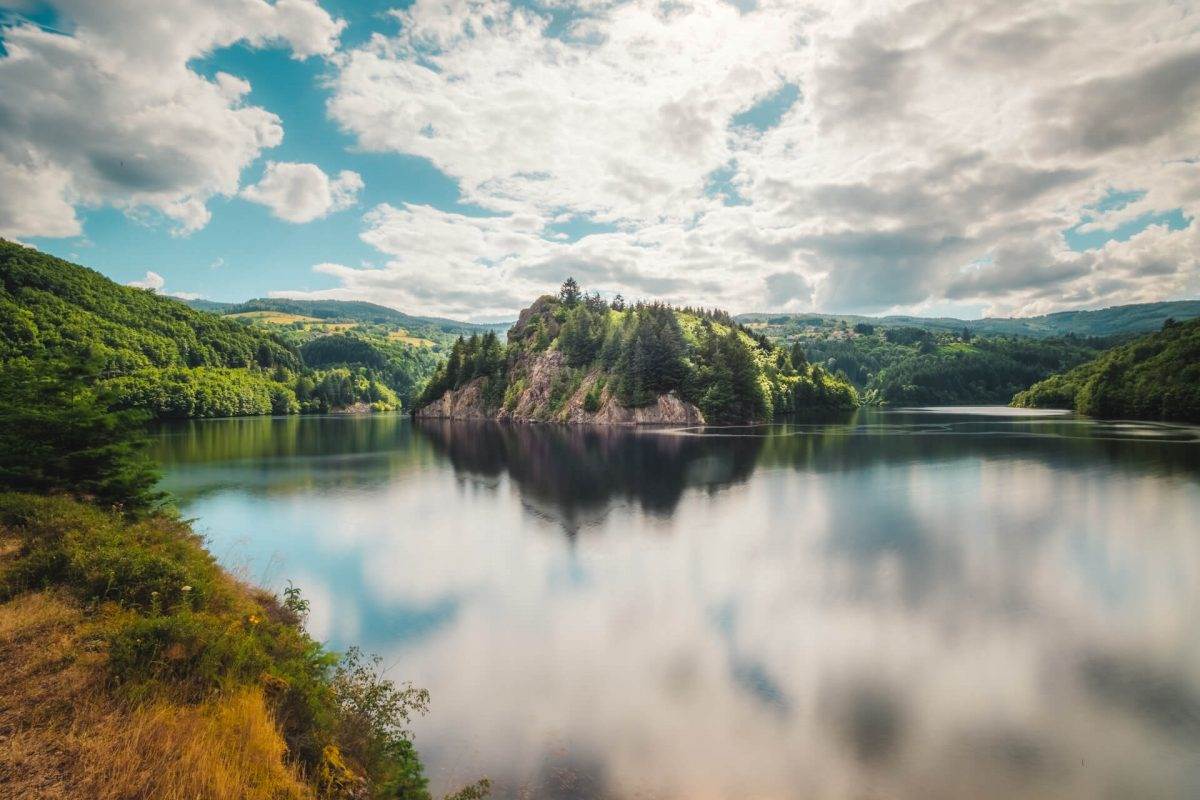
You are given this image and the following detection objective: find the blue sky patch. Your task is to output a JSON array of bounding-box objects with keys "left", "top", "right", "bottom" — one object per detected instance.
[{"left": 731, "top": 83, "right": 800, "bottom": 132}]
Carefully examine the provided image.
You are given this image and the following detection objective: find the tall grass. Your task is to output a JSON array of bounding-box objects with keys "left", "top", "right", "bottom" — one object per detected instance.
[{"left": 0, "top": 493, "right": 488, "bottom": 799}]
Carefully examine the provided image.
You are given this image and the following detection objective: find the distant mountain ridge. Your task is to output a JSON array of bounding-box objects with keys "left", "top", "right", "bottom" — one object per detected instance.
[
  {"left": 737, "top": 300, "right": 1200, "bottom": 339},
  {"left": 183, "top": 297, "right": 509, "bottom": 335},
  {"left": 186, "top": 297, "right": 1199, "bottom": 340}
]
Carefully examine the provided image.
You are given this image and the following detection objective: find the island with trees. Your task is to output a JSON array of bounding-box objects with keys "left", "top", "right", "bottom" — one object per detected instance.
[{"left": 415, "top": 278, "right": 859, "bottom": 425}]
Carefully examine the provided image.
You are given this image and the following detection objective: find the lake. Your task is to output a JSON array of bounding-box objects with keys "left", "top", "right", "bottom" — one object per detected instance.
[{"left": 153, "top": 409, "right": 1200, "bottom": 799}]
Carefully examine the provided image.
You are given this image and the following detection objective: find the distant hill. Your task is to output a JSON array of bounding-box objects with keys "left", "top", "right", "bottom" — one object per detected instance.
[
  {"left": 1013, "top": 318, "right": 1200, "bottom": 421},
  {"left": 179, "top": 298, "right": 236, "bottom": 314},
  {"left": 184, "top": 297, "right": 509, "bottom": 338},
  {"left": 738, "top": 300, "right": 1200, "bottom": 339}
]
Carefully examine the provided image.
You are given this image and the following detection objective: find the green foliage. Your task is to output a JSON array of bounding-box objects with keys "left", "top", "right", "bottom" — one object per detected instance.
[
  {"left": 611, "top": 305, "right": 689, "bottom": 406},
  {"left": 0, "top": 240, "right": 298, "bottom": 374},
  {"left": 294, "top": 367, "right": 399, "bottom": 414},
  {"left": 558, "top": 304, "right": 608, "bottom": 367},
  {"left": 331, "top": 647, "right": 432, "bottom": 799},
  {"left": 301, "top": 333, "right": 390, "bottom": 369},
  {"left": 0, "top": 357, "right": 160, "bottom": 510},
  {"left": 558, "top": 277, "right": 582, "bottom": 307},
  {"left": 108, "top": 610, "right": 273, "bottom": 690},
  {"left": 867, "top": 337, "right": 1102, "bottom": 405},
  {"left": 786, "top": 324, "right": 1103, "bottom": 406},
  {"left": 546, "top": 367, "right": 584, "bottom": 416},
  {"left": 0, "top": 241, "right": 438, "bottom": 418},
  {"left": 417, "top": 331, "right": 507, "bottom": 411},
  {"left": 104, "top": 366, "right": 292, "bottom": 418},
  {"left": 1013, "top": 317, "right": 1200, "bottom": 421},
  {"left": 583, "top": 377, "right": 605, "bottom": 413}
]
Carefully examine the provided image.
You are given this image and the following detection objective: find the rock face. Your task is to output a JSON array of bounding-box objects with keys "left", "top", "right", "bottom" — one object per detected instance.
[
  {"left": 415, "top": 350, "right": 705, "bottom": 426},
  {"left": 414, "top": 378, "right": 490, "bottom": 420}
]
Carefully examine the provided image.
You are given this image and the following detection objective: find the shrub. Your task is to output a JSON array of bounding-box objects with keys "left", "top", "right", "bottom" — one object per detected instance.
[{"left": 108, "top": 610, "right": 270, "bottom": 692}]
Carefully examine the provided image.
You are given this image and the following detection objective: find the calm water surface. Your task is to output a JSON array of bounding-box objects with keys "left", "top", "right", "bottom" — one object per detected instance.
[{"left": 153, "top": 409, "right": 1200, "bottom": 799}]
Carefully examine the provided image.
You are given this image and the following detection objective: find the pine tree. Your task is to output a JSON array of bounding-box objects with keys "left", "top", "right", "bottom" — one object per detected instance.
[
  {"left": 0, "top": 357, "right": 161, "bottom": 510},
  {"left": 559, "top": 277, "right": 581, "bottom": 307}
]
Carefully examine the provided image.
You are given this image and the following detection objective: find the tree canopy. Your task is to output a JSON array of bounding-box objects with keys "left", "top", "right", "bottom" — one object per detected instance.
[{"left": 1013, "top": 317, "right": 1200, "bottom": 421}]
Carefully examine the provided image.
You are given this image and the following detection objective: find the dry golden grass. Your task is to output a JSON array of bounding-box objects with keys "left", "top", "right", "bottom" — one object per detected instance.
[
  {"left": 0, "top": 588, "right": 313, "bottom": 800},
  {"left": 225, "top": 311, "right": 321, "bottom": 325},
  {"left": 387, "top": 331, "right": 435, "bottom": 347}
]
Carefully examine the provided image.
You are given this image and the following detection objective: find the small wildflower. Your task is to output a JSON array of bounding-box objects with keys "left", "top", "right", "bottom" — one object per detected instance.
[{"left": 248, "top": 614, "right": 261, "bottom": 625}]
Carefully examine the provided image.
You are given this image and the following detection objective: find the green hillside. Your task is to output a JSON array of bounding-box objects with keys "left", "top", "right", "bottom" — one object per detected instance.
[
  {"left": 738, "top": 300, "right": 1200, "bottom": 339},
  {"left": 795, "top": 326, "right": 1104, "bottom": 406},
  {"left": 0, "top": 240, "right": 297, "bottom": 374},
  {"left": 188, "top": 297, "right": 509, "bottom": 345},
  {"left": 0, "top": 241, "right": 436, "bottom": 417},
  {"left": 1013, "top": 318, "right": 1200, "bottom": 421}
]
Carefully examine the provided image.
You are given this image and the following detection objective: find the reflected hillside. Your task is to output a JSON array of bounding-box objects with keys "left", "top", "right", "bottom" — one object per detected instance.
[
  {"left": 755, "top": 411, "right": 1200, "bottom": 479},
  {"left": 414, "top": 419, "right": 764, "bottom": 524},
  {"left": 154, "top": 414, "right": 438, "bottom": 501},
  {"left": 153, "top": 414, "right": 413, "bottom": 463}
]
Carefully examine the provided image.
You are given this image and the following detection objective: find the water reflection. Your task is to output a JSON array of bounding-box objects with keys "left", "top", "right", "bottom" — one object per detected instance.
[
  {"left": 154, "top": 411, "right": 1200, "bottom": 799},
  {"left": 413, "top": 419, "right": 764, "bottom": 530}
]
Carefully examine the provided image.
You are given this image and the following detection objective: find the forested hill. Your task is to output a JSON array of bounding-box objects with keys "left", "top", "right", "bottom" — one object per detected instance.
[
  {"left": 1013, "top": 318, "right": 1200, "bottom": 421},
  {"left": 0, "top": 240, "right": 296, "bottom": 372},
  {"left": 739, "top": 300, "right": 1200, "bottom": 339},
  {"left": 415, "top": 279, "right": 858, "bottom": 425},
  {"left": 185, "top": 297, "right": 508, "bottom": 340},
  {"left": 0, "top": 240, "right": 436, "bottom": 417}
]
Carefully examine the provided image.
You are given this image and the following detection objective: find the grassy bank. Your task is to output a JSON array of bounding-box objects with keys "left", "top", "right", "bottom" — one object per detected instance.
[{"left": 0, "top": 493, "right": 485, "bottom": 800}]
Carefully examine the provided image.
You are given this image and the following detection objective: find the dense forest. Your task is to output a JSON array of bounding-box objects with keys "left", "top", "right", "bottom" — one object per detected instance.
[
  {"left": 417, "top": 279, "right": 858, "bottom": 423},
  {"left": 0, "top": 241, "right": 436, "bottom": 417},
  {"left": 1013, "top": 318, "right": 1200, "bottom": 421},
  {"left": 790, "top": 324, "right": 1106, "bottom": 405}
]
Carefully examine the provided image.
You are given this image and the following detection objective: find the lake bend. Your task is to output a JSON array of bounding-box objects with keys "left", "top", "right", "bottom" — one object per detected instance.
[{"left": 152, "top": 408, "right": 1200, "bottom": 800}]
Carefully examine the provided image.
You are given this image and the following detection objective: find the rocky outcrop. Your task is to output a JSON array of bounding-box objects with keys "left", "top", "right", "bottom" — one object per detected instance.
[
  {"left": 416, "top": 350, "right": 705, "bottom": 426},
  {"left": 413, "top": 378, "right": 491, "bottom": 420},
  {"left": 331, "top": 402, "right": 374, "bottom": 415}
]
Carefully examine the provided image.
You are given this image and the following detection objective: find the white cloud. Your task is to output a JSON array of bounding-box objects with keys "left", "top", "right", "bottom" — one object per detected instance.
[
  {"left": 328, "top": 0, "right": 795, "bottom": 224},
  {"left": 0, "top": 0, "right": 344, "bottom": 239},
  {"left": 241, "top": 161, "right": 364, "bottom": 223},
  {"left": 312, "top": 0, "right": 1199, "bottom": 317},
  {"left": 128, "top": 270, "right": 166, "bottom": 291},
  {"left": 127, "top": 269, "right": 202, "bottom": 300}
]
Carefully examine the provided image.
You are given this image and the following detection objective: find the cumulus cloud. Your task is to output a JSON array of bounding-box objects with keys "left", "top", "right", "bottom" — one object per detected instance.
[
  {"left": 0, "top": 0, "right": 344, "bottom": 238},
  {"left": 241, "top": 162, "right": 363, "bottom": 223},
  {"left": 127, "top": 270, "right": 201, "bottom": 300},
  {"left": 307, "top": 0, "right": 1199, "bottom": 317},
  {"left": 127, "top": 271, "right": 166, "bottom": 291}
]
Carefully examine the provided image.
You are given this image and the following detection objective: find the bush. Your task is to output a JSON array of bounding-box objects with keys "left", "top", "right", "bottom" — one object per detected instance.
[{"left": 108, "top": 611, "right": 270, "bottom": 691}]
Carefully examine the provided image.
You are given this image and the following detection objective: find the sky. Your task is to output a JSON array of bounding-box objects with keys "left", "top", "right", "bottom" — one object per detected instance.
[{"left": 0, "top": 0, "right": 1197, "bottom": 322}]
